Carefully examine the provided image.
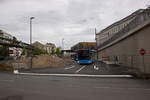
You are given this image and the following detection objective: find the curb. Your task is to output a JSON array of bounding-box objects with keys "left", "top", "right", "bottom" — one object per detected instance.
[{"left": 13, "top": 70, "right": 133, "bottom": 78}]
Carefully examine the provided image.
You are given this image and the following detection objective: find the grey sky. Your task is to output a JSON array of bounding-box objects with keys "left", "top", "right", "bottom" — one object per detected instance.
[{"left": 0, "top": 0, "right": 149, "bottom": 49}]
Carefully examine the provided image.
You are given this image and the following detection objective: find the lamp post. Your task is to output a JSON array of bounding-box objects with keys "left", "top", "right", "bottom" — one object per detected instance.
[
  {"left": 30, "top": 17, "right": 35, "bottom": 69},
  {"left": 93, "top": 28, "right": 99, "bottom": 70},
  {"left": 62, "top": 38, "right": 64, "bottom": 50}
]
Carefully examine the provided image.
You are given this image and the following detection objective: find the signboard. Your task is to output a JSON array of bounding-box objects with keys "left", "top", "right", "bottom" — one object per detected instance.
[
  {"left": 9, "top": 50, "right": 13, "bottom": 54},
  {"left": 140, "top": 48, "right": 146, "bottom": 55}
]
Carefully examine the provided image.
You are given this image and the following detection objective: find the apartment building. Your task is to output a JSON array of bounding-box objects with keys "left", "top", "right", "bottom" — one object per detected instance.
[
  {"left": 33, "top": 41, "right": 56, "bottom": 54},
  {"left": 45, "top": 43, "right": 56, "bottom": 54},
  {"left": 0, "top": 30, "right": 22, "bottom": 57}
]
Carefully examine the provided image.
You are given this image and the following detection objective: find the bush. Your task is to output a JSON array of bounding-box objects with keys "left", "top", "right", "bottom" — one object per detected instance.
[
  {"left": 0, "top": 46, "right": 9, "bottom": 60},
  {"left": 26, "top": 47, "right": 48, "bottom": 56}
]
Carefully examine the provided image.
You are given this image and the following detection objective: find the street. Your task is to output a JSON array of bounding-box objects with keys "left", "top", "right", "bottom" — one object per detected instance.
[
  {"left": 20, "top": 62, "right": 126, "bottom": 75},
  {"left": 0, "top": 62, "right": 150, "bottom": 100},
  {"left": 0, "top": 1, "right": 150, "bottom": 100}
]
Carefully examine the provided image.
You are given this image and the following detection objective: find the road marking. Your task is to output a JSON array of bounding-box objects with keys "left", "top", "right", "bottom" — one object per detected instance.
[
  {"left": 94, "top": 65, "right": 99, "bottom": 70},
  {"left": 75, "top": 66, "right": 86, "bottom": 73},
  {"left": 65, "top": 65, "right": 75, "bottom": 70},
  {"left": 14, "top": 72, "right": 133, "bottom": 78}
]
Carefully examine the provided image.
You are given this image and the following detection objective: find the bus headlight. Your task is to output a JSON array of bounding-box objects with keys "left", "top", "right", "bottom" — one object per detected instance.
[{"left": 88, "top": 61, "right": 91, "bottom": 63}]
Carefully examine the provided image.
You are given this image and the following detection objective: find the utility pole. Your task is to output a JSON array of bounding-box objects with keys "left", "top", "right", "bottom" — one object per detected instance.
[{"left": 30, "top": 17, "right": 35, "bottom": 69}]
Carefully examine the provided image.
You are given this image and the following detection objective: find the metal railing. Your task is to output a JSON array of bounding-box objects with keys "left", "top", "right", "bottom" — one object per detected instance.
[{"left": 98, "top": 9, "right": 150, "bottom": 49}]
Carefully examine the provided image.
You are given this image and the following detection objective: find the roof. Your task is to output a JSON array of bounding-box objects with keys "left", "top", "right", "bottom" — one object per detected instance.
[{"left": 71, "top": 42, "right": 96, "bottom": 50}]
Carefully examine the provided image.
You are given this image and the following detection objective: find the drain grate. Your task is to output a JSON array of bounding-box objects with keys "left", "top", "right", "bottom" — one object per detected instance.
[{"left": 0, "top": 96, "right": 23, "bottom": 100}]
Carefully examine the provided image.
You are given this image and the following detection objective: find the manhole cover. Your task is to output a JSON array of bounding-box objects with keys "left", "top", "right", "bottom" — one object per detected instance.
[{"left": 0, "top": 96, "right": 23, "bottom": 100}]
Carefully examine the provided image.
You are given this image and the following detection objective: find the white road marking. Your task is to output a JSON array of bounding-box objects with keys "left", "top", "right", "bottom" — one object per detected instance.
[
  {"left": 65, "top": 65, "right": 75, "bottom": 70},
  {"left": 94, "top": 65, "right": 99, "bottom": 70},
  {"left": 13, "top": 70, "right": 19, "bottom": 74},
  {"left": 14, "top": 72, "right": 133, "bottom": 78},
  {"left": 75, "top": 66, "right": 86, "bottom": 73}
]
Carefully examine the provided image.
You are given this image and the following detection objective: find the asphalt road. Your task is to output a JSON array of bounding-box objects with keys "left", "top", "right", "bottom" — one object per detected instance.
[
  {"left": 0, "top": 72, "right": 150, "bottom": 100},
  {"left": 20, "top": 62, "right": 126, "bottom": 75}
]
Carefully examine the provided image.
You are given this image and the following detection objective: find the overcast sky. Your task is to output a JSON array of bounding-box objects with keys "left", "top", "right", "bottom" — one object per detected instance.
[{"left": 0, "top": 0, "right": 150, "bottom": 49}]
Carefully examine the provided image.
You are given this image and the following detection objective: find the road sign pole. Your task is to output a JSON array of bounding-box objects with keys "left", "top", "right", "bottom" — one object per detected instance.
[
  {"left": 140, "top": 48, "right": 146, "bottom": 73},
  {"left": 142, "top": 55, "right": 145, "bottom": 73}
]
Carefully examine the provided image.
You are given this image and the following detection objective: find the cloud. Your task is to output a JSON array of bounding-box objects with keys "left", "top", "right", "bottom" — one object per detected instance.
[{"left": 0, "top": 0, "right": 150, "bottom": 49}]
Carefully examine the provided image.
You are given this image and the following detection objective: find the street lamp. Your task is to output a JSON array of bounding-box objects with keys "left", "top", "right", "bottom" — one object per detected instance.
[
  {"left": 94, "top": 28, "right": 99, "bottom": 70},
  {"left": 30, "top": 17, "right": 35, "bottom": 68},
  {"left": 62, "top": 38, "right": 64, "bottom": 50}
]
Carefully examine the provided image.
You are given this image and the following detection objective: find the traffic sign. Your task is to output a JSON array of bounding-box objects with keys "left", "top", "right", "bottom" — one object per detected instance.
[
  {"left": 140, "top": 48, "right": 146, "bottom": 55},
  {"left": 9, "top": 50, "right": 13, "bottom": 54}
]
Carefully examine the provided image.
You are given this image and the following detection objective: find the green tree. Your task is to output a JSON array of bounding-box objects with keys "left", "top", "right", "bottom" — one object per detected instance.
[
  {"left": 21, "top": 47, "right": 26, "bottom": 56},
  {"left": 27, "top": 47, "right": 48, "bottom": 56},
  {"left": 0, "top": 45, "right": 9, "bottom": 59},
  {"left": 56, "top": 48, "right": 61, "bottom": 56}
]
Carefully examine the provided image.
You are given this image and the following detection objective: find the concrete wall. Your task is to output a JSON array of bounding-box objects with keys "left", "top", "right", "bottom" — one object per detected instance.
[{"left": 98, "top": 24, "right": 150, "bottom": 74}]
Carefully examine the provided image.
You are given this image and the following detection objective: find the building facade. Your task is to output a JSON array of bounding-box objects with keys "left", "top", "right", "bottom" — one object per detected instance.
[
  {"left": 96, "top": 8, "right": 150, "bottom": 74},
  {"left": 33, "top": 41, "right": 56, "bottom": 54},
  {"left": 0, "top": 30, "right": 22, "bottom": 57},
  {"left": 96, "top": 9, "right": 144, "bottom": 47},
  {"left": 71, "top": 42, "right": 96, "bottom": 51},
  {"left": 44, "top": 43, "right": 56, "bottom": 54}
]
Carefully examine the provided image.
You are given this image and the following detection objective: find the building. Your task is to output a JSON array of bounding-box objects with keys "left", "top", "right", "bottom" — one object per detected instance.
[
  {"left": 71, "top": 42, "right": 96, "bottom": 51},
  {"left": 32, "top": 41, "right": 56, "bottom": 54},
  {"left": 96, "top": 9, "right": 144, "bottom": 46},
  {"left": 32, "top": 41, "right": 45, "bottom": 50},
  {"left": 0, "top": 30, "right": 13, "bottom": 43},
  {"left": 0, "top": 30, "right": 22, "bottom": 57},
  {"left": 96, "top": 8, "right": 150, "bottom": 74},
  {"left": 61, "top": 50, "right": 75, "bottom": 58},
  {"left": 44, "top": 43, "right": 56, "bottom": 54}
]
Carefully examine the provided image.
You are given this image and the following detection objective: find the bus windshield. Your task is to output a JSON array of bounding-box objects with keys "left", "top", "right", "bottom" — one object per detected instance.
[{"left": 78, "top": 50, "right": 90, "bottom": 60}]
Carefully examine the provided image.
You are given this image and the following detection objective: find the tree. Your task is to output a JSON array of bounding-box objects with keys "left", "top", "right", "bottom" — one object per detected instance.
[
  {"left": 56, "top": 48, "right": 61, "bottom": 56},
  {"left": 26, "top": 47, "right": 48, "bottom": 56},
  {"left": 0, "top": 45, "right": 9, "bottom": 60},
  {"left": 21, "top": 47, "right": 26, "bottom": 56}
]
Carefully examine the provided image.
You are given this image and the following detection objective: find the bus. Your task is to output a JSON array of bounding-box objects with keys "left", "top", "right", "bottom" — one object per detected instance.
[{"left": 76, "top": 49, "right": 95, "bottom": 64}]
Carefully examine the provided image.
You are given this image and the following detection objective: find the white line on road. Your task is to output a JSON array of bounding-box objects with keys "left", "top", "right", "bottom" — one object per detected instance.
[
  {"left": 65, "top": 65, "right": 75, "bottom": 70},
  {"left": 75, "top": 66, "right": 86, "bottom": 73}
]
